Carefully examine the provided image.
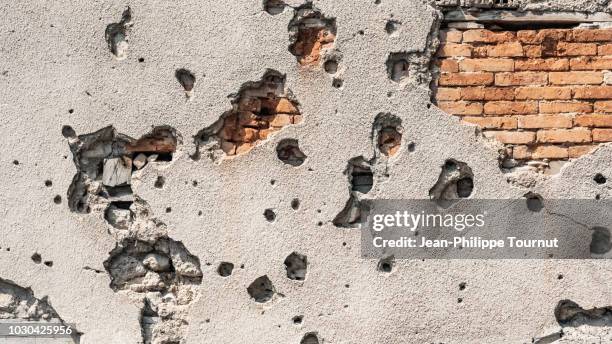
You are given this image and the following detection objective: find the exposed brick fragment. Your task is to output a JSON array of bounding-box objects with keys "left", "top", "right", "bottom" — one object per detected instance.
[
  {"left": 594, "top": 101, "right": 612, "bottom": 113},
  {"left": 513, "top": 145, "right": 531, "bottom": 159},
  {"left": 549, "top": 71, "right": 603, "bottom": 85},
  {"left": 569, "top": 145, "right": 597, "bottom": 157},
  {"left": 593, "top": 128, "right": 612, "bottom": 141},
  {"left": 517, "top": 29, "right": 568, "bottom": 44},
  {"left": 437, "top": 43, "right": 472, "bottom": 57},
  {"left": 484, "top": 101, "right": 537, "bottom": 115},
  {"left": 539, "top": 101, "right": 592, "bottom": 114},
  {"left": 571, "top": 29, "right": 612, "bottom": 42},
  {"left": 459, "top": 58, "right": 514, "bottom": 72},
  {"left": 488, "top": 131, "right": 535, "bottom": 144},
  {"left": 574, "top": 86, "right": 612, "bottom": 99},
  {"left": 495, "top": 72, "right": 547, "bottom": 86},
  {"left": 486, "top": 41, "right": 523, "bottom": 57},
  {"left": 440, "top": 30, "right": 463, "bottom": 43},
  {"left": 532, "top": 145, "right": 568, "bottom": 159},
  {"left": 461, "top": 87, "right": 514, "bottom": 101},
  {"left": 555, "top": 42, "right": 597, "bottom": 56},
  {"left": 524, "top": 45, "right": 543, "bottom": 58},
  {"left": 438, "top": 72, "right": 494, "bottom": 86},
  {"left": 518, "top": 115, "right": 573, "bottom": 129},
  {"left": 515, "top": 86, "right": 571, "bottom": 100},
  {"left": 515, "top": 58, "right": 569, "bottom": 71},
  {"left": 435, "top": 87, "right": 461, "bottom": 101},
  {"left": 462, "top": 116, "right": 517, "bottom": 129},
  {"left": 537, "top": 128, "right": 591, "bottom": 143},
  {"left": 575, "top": 114, "right": 612, "bottom": 127},
  {"left": 463, "top": 29, "right": 515, "bottom": 43},
  {"left": 440, "top": 59, "right": 459, "bottom": 72},
  {"left": 437, "top": 101, "right": 483, "bottom": 115},
  {"left": 598, "top": 44, "right": 612, "bottom": 56}
]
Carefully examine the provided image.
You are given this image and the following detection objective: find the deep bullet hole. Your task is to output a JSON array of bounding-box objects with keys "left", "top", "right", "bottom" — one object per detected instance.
[
  {"left": 429, "top": 159, "right": 474, "bottom": 208},
  {"left": 596, "top": 194, "right": 601, "bottom": 200},
  {"left": 358, "top": 30, "right": 365, "bottom": 35},
  {"left": 217, "top": 262, "right": 234, "bottom": 277},
  {"left": 192, "top": 180, "right": 198, "bottom": 187},
  {"left": 276, "top": 139, "right": 307, "bottom": 166},
  {"left": 317, "top": 221, "right": 323, "bottom": 226},
  {"left": 386, "top": 52, "right": 410, "bottom": 82},
  {"left": 292, "top": 315, "right": 303, "bottom": 325},
  {"left": 264, "top": 0, "right": 285, "bottom": 15},
  {"left": 300, "top": 332, "right": 320, "bottom": 344},
  {"left": 324, "top": 59, "right": 338, "bottom": 74},
  {"left": 457, "top": 298, "right": 463, "bottom": 303},
  {"left": 375, "top": 0, "right": 381, "bottom": 3},
  {"left": 270, "top": 179, "right": 276, "bottom": 186},
  {"left": 197, "top": 210, "right": 202, "bottom": 216},
  {"left": 373, "top": 113, "right": 403, "bottom": 157},
  {"left": 524, "top": 192, "right": 544, "bottom": 212},
  {"left": 590, "top": 227, "right": 611, "bottom": 255},
  {"left": 68, "top": 109, "right": 74, "bottom": 114},
  {"left": 593, "top": 173, "right": 607, "bottom": 184},
  {"left": 426, "top": 103, "right": 432, "bottom": 109},
  {"left": 554, "top": 299, "right": 612, "bottom": 326},
  {"left": 165, "top": 207, "right": 172, "bottom": 213},
  {"left": 44, "top": 261, "right": 53, "bottom": 267},
  {"left": 31, "top": 253, "right": 42, "bottom": 264},
  {"left": 377, "top": 256, "right": 394, "bottom": 273},
  {"left": 407, "top": 141, "right": 416, "bottom": 152},
  {"left": 284, "top": 252, "right": 307, "bottom": 281},
  {"left": 12, "top": 160, "right": 19, "bottom": 165},
  {"left": 264, "top": 209, "right": 276, "bottom": 222},
  {"left": 44, "top": 180, "right": 52, "bottom": 187},
  {"left": 105, "top": 7, "right": 132, "bottom": 60},
  {"left": 350, "top": 160, "right": 373, "bottom": 194},
  {"left": 138, "top": 57, "right": 145, "bottom": 63},
  {"left": 175, "top": 68, "right": 196, "bottom": 98},
  {"left": 291, "top": 198, "right": 300, "bottom": 210},
  {"left": 459, "top": 282, "right": 466, "bottom": 290},
  {"left": 385, "top": 20, "right": 401, "bottom": 35},
  {"left": 247, "top": 275, "right": 275, "bottom": 303},
  {"left": 288, "top": 4, "right": 337, "bottom": 66},
  {"left": 154, "top": 176, "right": 165, "bottom": 188},
  {"left": 194, "top": 70, "right": 302, "bottom": 158},
  {"left": 557, "top": 274, "right": 564, "bottom": 280},
  {"left": 62, "top": 125, "right": 76, "bottom": 138},
  {"left": 333, "top": 157, "right": 373, "bottom": 228},
  {"left": 332, "top": 78, "right": 343, "bottom": 88},
  {"left": 53, "top": 195, "right": 62, "bottom": 204}
]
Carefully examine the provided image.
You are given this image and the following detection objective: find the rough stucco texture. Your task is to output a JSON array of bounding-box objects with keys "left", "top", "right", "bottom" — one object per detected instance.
[{"left": 0, "top": 0, "right": 611, "bottom": 343}]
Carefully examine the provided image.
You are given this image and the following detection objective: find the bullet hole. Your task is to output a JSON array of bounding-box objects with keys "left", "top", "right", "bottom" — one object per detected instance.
[
  {"left": 264, "top": 209, "right": 276, "bottom": 222},
  {"left": 426, "top": 103, "right": 432, "bottom": 109},
  {"left": 301, "top": 332, "right": 320, "bottom": 344},
  {"left": 217, "top": 262, "right": 234, "bottom": 277},
  {"left": 247, "top": 275, "right": 275, "bottom": 303},
  {"left": 459, "top": 282, "right": 466, "bottom": 290},
  {"left": 44, "top": 261, "right": 53, "bottom": 267},
  {"left": 192, "top": 180, "right": 198, "bottom": 187},
  {"left": 333, "top": 157, "right": 373, "bottom": 228},
  {"left": 407, "top": 141, "right": 416, "bottom": 152},
  {"left": 524, "top": 192, "right": 544, "bottom": 212},
  {"left": 154, "top": 176, "right": 165, "bottom": 188},
  {"left": 276, "top": 139, "right": 307, "bottom": 166},
  {"left": 62, "top": 125, "right": 76, "bottom": 139},
  {"left": 197, "top": 210, "right": 202, "bottom": 216},
  {"left": 138, "top": 57, "right": 145, "bottom": 63},
  {"left": 324, "top": 59, "right": 338, "bottom": 74},
  {"left": 12, "top": 160, "right": 19, "bottom": 165},
  {"left": 593, "top": 173, "right": 607, "bottom": 184},
  {"left": 292, "top": 315, "right": 303, "bottom": 325},
  {"left": 264, "top": 0, "right": 285, "bottom": 15},
  {"left": 557, "top": 274, "right": 563, "bottom": 280},
  {"left": 317, "top": 221, "right": 323, "bottom": 226},
  {"left": 595, "top": 194, "right": 601, "bottom": 200},
  {"left": 44, "top": 180, "right": 52, "bottom": 187},
  {"left": 68, "top": 109, "right": 74, "bottom": 114},
  {"left": 457, "top": 298, "right": 463, "bottom": 303},
  {"left": 291, "top": 198, "right": 300, "bottom": 210},
  {"left": 31, "top": 253, "right": 42, "bottom": 264},
  {"left": 289, "top": 4, "right": 337, "bottom": 66},
  {"left": 240, "top": 264, "right": 245, "bottom": 269},
  {"left": 377, "top": 255, "right": 394, "bottom": 273},
  {"left": 385, "top": 20, "right": 401, "bottom": 35},
  {"left": 590, "top": 227, "right": 611, "bottom": 255},
  {"left": 357, "top": 30, "right": 365, "bottom": 35},
  {"left": 105, "top": 7, "right": 132, "bottom": 60},
  {"left": 373, "top": 113, "right": 403, "bottom": 157},
  {"left": 165, "top": 207, "right": 172, "bottom": 213},
  {"left": 53, "top": 195, "right": 62, "bottom": 204},
  {"left": 175, "top": 68, "right": 196, "bottom": 98},
  {"left": 270, "top": 179, "right": 276, "bottom": 186},
  {"left": 429, "top": 159, "right": 474, "bottom": 208},
  {"left": 332, "top": 78, "right": 343, "bottom": 88},
  {"left": 375, "top": 0, "right": 381, "bottom": 3},
  {"left": 284, "top": 252, "right": 307, "bottom": 281},
  {"left": 554, "top": 299, "right": 612, "bottom": 326},
  {"left": 386, "top": 52, "right": 410, "bottom": 82}
]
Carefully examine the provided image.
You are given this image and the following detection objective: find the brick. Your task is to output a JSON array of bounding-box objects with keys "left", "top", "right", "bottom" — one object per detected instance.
[
  {"left": 532, "top": 145, "right": 569, "bottom": 159},
  {"left": 462, "top": 116, "right": 517, "bottom": 129},
  {"left": 269, "top": 114, "right": 293, "bottom": 127},
  {"left": 437, "top": 43, "right": 472, "bottom": 57},
  {"left": 435, "top": 87, "right": 461, "bottom": 101},
  {"left": 524, "top": 45, "right": 543, "bottom": 58},
  {"left": 220, "top": 140, "right": 236, "bottom": 155},
  {"left": 537, "top": 128, "right": 591, "bottom": 143},
  {"left": 438, "top": 73, "right": 494, "bottom": 86},
  {"left": 486, "top": 42, "right": 524, "bottom": 57},
  {"left": 513, "top": 145, "right": 531, "bottom": 159},
  {"left": 276, "top": 98, "right": 299, "bottom": 114},
  {"left": 437, "top": 101, "right": 483, "bottom": 115},
  {"left": 440, "top": 59, "right": 459, "bottom": 72},
  {"left": 575, "top": 114, "right": 612, "bottom": 127},
  {"left": 461, "top": 87, "right": 514, "bottom": 101},
  {"left": 573, "top": 86, "right": 612, "bottom": 99},
  {"left": 517, "top": 29, "right": 569, "bottom": 44},
  {"left": 484, "top": 101, "right": 537, "bottom": 115},
  {"left": 235, "top": 142, "right": 255, "bottom": 154},
  {"left": 539, "top": 101, "right": 592, "bottom": 114},
  {"left": 549, "top": 71, "right": 603, "bottom": 85},
  {"left": 555, "top": 42, "right": 597, "bottom": 56},
  {"left": 292, "top": 114, "right": 303, "bottom": 124},
  {"left": 571, "top": 29, "right": 612, "bottom": 42},
  {"left": 570, "top": 56, "right": 612, "bottom": 70},
  {"left": 515, "top": 87, "right": 572, "bottom": 100},
  {"left": 518, "top": 115, "right": 573, "bottom": 129},
  {"left": 463, "top": 29, "right": 515, "bottom": 43},
  {"left": 440, "top": 30, "right": 463, "bottom": 43},
  {"left": 489, "top": 131, "right": 536, "bottom": 144},
  {"left": 593, "top": 128, "right": 612, "bottom": 141},
  {"left": 569, "top": 145, "right": 597, "bottom": 157},
  {"left": 495, "top": 72, "right": 547, "bottom": 86},
  {"left": 459, "top": 58, "right": 514, "bottom": 72},
  {"left": 515, "top": 58, "right": 569, "bottom": 71},
  {"left": 598, "top": 44, "right": 612, "bottom": 55},
  {"left": 594, "top": 101, "right": 612, "bottom": 113}
]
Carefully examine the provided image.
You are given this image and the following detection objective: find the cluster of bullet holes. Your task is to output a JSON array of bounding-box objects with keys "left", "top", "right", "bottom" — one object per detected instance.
[
  {"left": 594, "top": 173, "right": 607, "bottom": 184},
  {"left": 555, "top": 299, "right": 612, "bottom": 326},
  {"left": 377, "top": 255, "right": 394, "bottom": 273},
  {"left": 524, "top": 192, "right": 544, "bottom": 212},
  {"left": 284, "top": 252, "right": 307, "bottom": 280},
  {"left": 277, "top": 139, "right": 307, "bottom": 166},
  {"left": 217, "top": 262, "right": 234, "bottom": 277},
  {"left": 292, "top": 315, "right": 303, "bottom": 325},
  {"left": 288, "top": 4, "right": 337, "bottom": 67},
  {"left": 264, "top": 0, "right": 286, "bottom": 15},
  {"left": 590, "top": 227, "right": 611, "bottom": 256},
  {"left": 429, "top": 159, "right": 474, "bottom": 208},
  {"left": 373, "top": 113, "right": 403, "bottom": 157},
  {"left": 194, "top": 70, "right": 302, "bottom": 159},
  {"left": 247, "top": 275, "right": 276, "bottom": 303},
  {"left": 30, "top": 253, "right": 53, "bottom": 267},
  {"left": 333, "top": 157, "right": 374, "bottom": 228},
  {"left": 175, "top": 68, "right": 196, "bottom": 99},
  {"left": 105, "top": 7, "right": 133, "bottom": 60},
  {"left": 300, "top": 332, "right": 320, "bottom": 344}
]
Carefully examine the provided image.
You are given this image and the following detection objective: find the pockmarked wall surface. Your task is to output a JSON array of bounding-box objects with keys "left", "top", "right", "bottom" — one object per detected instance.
[{"left": 0, "top": 0, "right": 611, "bottom": 343}]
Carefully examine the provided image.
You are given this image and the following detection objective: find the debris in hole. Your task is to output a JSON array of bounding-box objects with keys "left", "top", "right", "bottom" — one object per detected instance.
[
  {"left": 554, "top": 299, "right": 612, "bottom": 326},
  {"left": 524, "top": 192, "right": 544, "bottom": 212},
  {"left": 133, "top": 153, "right": 147, "bottom": 169},
  {"left": 385, "top": 20, "right": 401, "bottom": 35},
  {"left": 373, "top": 113, "right": 403, "bottom": 157},
  {"left": 590, "top": 227, "right": 611, "bottom": 255},
  {"left": 264, "top": 0, "right": 285, "bottom": 15},
  {"left": 324, "top": 59, "right": 338, "bottom": 74},
  {"left": 264, "top": 209, "right": 276, "bottom": 222},
  {"left": 377, "top": 255, "right": 394, "bottom": 273},
  {"left": 594, "top": 173, "right": 607, "bottom": 185},
  {"left": 105, "top": 7, "right": 133, "bottom": 60},
  {"left": 194, "top": 70, "right": 302, "bottom": 160},
  {"left": 247, "top": 275, "right": 275, "bottom": 303},
  {"left": 105, "top": 202, "right": 134, "bottom": 229},
  {"left": 288, "top": 4, "right": 337, "bottom": 66},
  {"left": 102, "top": 157, "right": 132, "bottom": 187},
  {"left": 62, "top": 125, "right": 76, "bottom": 138},
  {"left": 277, "top": 139, "right": 307, "bottom": 166},
  {"left": 284, "top": 252, "right": 307, "bottom": 281},
  {"left": 429, "top": 159, "right": 474, "bottom": 208},
  {"left": 217, "top": 262, "right": 234, "bottom": 277},
  {"left": 31, "top": 253, "right": 41, "bottom": 264},
  {"left": 301, "top": 331, "right": 320, "bottom": 344},
  {"left": 175, "top": 68, "right": 196, "bottom": 99}
]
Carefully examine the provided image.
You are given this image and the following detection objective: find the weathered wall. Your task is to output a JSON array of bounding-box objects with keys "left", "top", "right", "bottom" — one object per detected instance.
[{"left": 0, "top": 0, "right": 611, "bottom": 343}]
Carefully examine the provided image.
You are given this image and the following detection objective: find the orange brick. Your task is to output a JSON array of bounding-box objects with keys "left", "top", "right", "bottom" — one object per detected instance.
[
  {"left": 276, "top": 98, "right": 299, "bottom": 114},
  {"left": 461, "top": 116, "right": 517, "bottom": 129},
  {"left": 437, "top": 101, "right": 483, "bottom": 115},
  {"left": 539, "top": 101, "right": 592, "bottom": 114},
  {"left": 437, "top": 43, "right": 472, "bottom": 57},
  {"left": 517, "top": 29, "right": 569, "bottom": 44},
  {"left": 495, "top": 72, "right": 547, "bottom": 86},
  {"left": 438, "top": 73, "right": 494, "bottom": 86},
  {"left": 598, "top": 44, "right": 612, "bottom": 55},
  {"left": 484, "top": 101, "right": 537, "bottom": 115},
  {"left": 269, "top": 114, "right": 293, "bottom": 127},
  {"left": 459, "top": 58, "right": 514, "bottom": 72},
  {"left": 570, "top": 56, "right": 612, "bottom": 70},
  {"left": 488, "top": 131, "right": 536, "bottom": 144},
  {"left": 555, "top": 42, "right": 597, "bottom": 56},
  {"left": 571, "top": 29, "right": 612, "bottom": 42},
  {"left": 593, "top": 128, "right": 612, "bottom": 141},
  {"left": 594, "top": 101, "right": 612, "bottom": 113},
  {"left": 463, "top": 29, "right": 515, "bottom": 43},
  {"left": 515, "top": 58, "right": 569, "bottom": 71},
  {"left": 440, "top": 59, "right": 459, "bottom": 72},
  {"left": 549, "top": 71, "right": 603, "bottom": 85},
  {"left": 435, "top": 87, "right": 461, "bottom": 101},
  {"left": 532, "top": 145, "right": 569, "bottom": 159},
  {"left": 573, "top": 86, "right": 612, "bottom": 99},
  {"left": 537, "top": 128, "right": 591, "bottom": 143},
  {"left": 440, "top": 30, "right": 463, "bottom": 43},
  {"left": 513, "top": 145, "right": 531, "bottom": 159},
  {"left": 518, "top": 115, "right": 573, "bottom": 129},
  {"left": 515, "top": 87, "right": 571, "bottom": 100},
  {"left": 569, "top": 145, "right": 597, "bottom": 157},
  {"left": 486, "top": 42, "right": 524, "bottom": 57},
  {"left": 473, "top": 46, "right": 488, "bottom": 58},
  {"left": 461, "top": 87, "right": 514, "bottom": 101},
  {"left": 576, "top": 114, "right": 612, "bottom": 127},
  {"left": 524, "top": 45, "right": 543, "bottom": 58}
]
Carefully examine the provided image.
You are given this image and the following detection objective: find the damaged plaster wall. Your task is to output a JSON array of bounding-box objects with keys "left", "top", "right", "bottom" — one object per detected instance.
[{"left": 0, "top": 0, "right": 611, "bottom": 343}]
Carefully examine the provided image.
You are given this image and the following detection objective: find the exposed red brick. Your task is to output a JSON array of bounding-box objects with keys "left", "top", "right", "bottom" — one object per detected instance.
[
  {"left": 518, "top": 115, "right": 573, "bottom": 129},
  {"left": 489, "top": 131, "right": 536, "bottom": 144},
  {"left": 437, "top": 101, "right": 483, "bottom": 115},
  {"left": 435, "top": 87, "right": 461, "bottom": 101},
  {"left": 569, "top": 145, "right": 597, "bottom": 157},
  {"left": 548, "top": 71, "right": 603, "bottom": 85},
  {"left": 463, "top": 29, "right": 515, "bottom": 43},
  {"left": 495, "top": 72, "right": 547, "bottom": 86},
  {"left": 539, "top": 101, "right": 592, "bottom": 114},
  {"left": 575, "top": 114, "right": 612, "bottom": 127},
  {"left": 532, "top": 145, "right": 569, "bottom": 159},
  {"left": 459, "top": 58, "right": 514, "bottom": 72},
  {"left": 440, "top": 30, "right": 463, "bottom": 43},
  {"left": 517, "top": 29, "right": 569, "bottom": 44},
  {"left": 574, "top": 86, "right": 612, "bottom": 99},
  {"left": 593, "top": 128, "right": 612, "bottom": 141},
  {"left": 571, "top": 29, "right": 612, "bottom": 42},
  {"left": 438, "top": 73, "right": 494, "bottom": 86},
  {"left": 537, "top": 128, "right": 591, "bottom": 143},
  {"left": 570, "top": 56, "right": 612, "bottom": 70},
  {"left": 484, "top": 101, "right": 537, "bottom": 115},
  {"left": 440, "top": 59, "right": 459, "bottom": 72},
  {"left": 515, "top": 87, "right": 572, "bottom": 100},
  {"left": 594, "top": 101, "right": 612, "bottom": 112},
  {"left": 513, "top": 145, "right": 531, "bottom": 159},
  {"left": 555, "top": 42, "right": 597, "bottom": 56},
  {"left": 437, "top": 43, "right": 472, "bottom": 57},
  {"left": 486, "top": 42, "right": 524, "bottom": 57},
  {"left": 461, "top": 116, "right": 517, "bottom": 129},
  {"left": 524, "top": 45, "right": 543, "bottom": 58},
  {"left": 473, "top": 46, "right": 488, "bottom": 58},
  {"left": 515, "top": 58, "right": 569, "bottom": 71},
  {"left": 461, "top": 87, "right": 514, "bottom": 101},
  {"left": 598, "top": 44, "right": 612, "bottom": 55}
]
